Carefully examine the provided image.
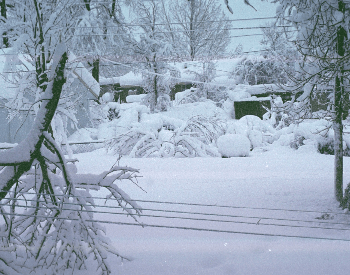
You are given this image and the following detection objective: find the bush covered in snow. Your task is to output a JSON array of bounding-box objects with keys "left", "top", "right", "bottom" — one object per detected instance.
[
  {"left": 74, "top": 84, "right": 350, "bottom": 159},
  {"left": 106, "top": 114, "right": 222, "bottom": 158},
  {"left": 232, "top": 55, "right": 291, "bottom": 85},
  {"left": 217, "top": 134, "right": 250, "bottom": 157}
]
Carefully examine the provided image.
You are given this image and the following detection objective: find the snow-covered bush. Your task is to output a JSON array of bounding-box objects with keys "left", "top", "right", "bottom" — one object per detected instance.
[
  {"left": 268, "top": 119, "right": 350, "bottom": 156},
  {"left": 227, "top": 115, "right": 275, "bottom": 148},
  {"left": 217, "top": 134, "right": 250, "bottom": 157},
  {"left": 232, "top": 56, "right": 284, "bottom": 85},
  {"left": 180, "top": 115, "right": 226, "bottom": 145},
  {"left": 174, "top": 88, "right": 204, "bottom": 105},
  {"left": 106, "top": 126, "right": 220, "bottom": 158},
  {"left": 106, "top": 114, "right": 224, "bottom": 158},
  {"left": 106, "top": 128, "right": 160, "bottom": 157},
  {"left": 174, "top": 134, "right": 220, "bottom": 157}
]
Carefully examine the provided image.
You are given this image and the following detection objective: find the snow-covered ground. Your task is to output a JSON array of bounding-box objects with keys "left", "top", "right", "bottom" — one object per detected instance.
[{"left": 72, "top": 146, "right": 350, "bottom": 275}]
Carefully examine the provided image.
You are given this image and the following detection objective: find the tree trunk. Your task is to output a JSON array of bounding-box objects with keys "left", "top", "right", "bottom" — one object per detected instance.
[
  {"left": 92, "top": 58, "right": 99, "bottom": 83},
  {"left": 189, "top": 0, "right": 195, "bottom": 60},
  {"left": 0, "top": 0, "right": 9, "bottom": 47},
  {"left": 334, "top": 0, "right": 347, "bottom": 202},
  {"left": 152, "top": 66, "right": 158, "bottom": 113},
  {"left": 334, "top": 75, "right": 344, "bottom": 202}
]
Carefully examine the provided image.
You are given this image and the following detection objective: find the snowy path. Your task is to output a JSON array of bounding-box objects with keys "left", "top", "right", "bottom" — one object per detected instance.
[{"left": 74, "top": 147, "right": 350, "bottom": 275}]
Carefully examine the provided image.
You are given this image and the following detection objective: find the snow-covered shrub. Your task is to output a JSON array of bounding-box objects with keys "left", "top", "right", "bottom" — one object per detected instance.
[
  {"left": 106, "top": 126, "right": 220, "bottom": 158},
  {"left": 174, "top": 88, "right": 203, "bottom": 105},
  {"left": 227, "top": 115, "right": 275, "bottom": 148},
  {"left": 174, "top": 134, "right": 220, "bottom": 157},
  {"left": 96, "top": 103, "right": 150, "bottom": 140},
  {"left": 157, "top": 94, "right": 172, "bottom": 111},
  {"left": 268, "top": 119, "right": 350, "bottom": 155},
  {"left": 226, "top": 85, "right": 252, "bottom": 101},
  {"left": 207, "top": 87, "right": 228, "bottom": 103},
  {"left": 180, "top": 115, "right": 226, "bottom": 145},
  {"left": 232, "top": 54, "right": 292, "bottom": 85},
  {"left": 106, "top": 113, "right": 224, "bottom": 158},
  {"left": 166, "top": 100, "right": 229, "bottom": 121},
  {"left": 106, "top": 128, "right": 159, "bottom": 157},
  {"left": 217, "top": 134, "right": 250, "bottom": 157}
]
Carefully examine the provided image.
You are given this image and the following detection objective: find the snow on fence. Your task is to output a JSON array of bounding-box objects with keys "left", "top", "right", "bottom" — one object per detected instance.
[{"left": 61, "top": 140, "right": 106, "bottom": 154}]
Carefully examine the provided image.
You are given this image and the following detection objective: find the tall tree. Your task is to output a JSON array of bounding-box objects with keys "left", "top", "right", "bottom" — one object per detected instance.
[
  {"left": 275, "top": 0, "right": 350, "bottom": 204},
  {"left": 0, "top": 1, "right": 140, "bottom": 274},
  {"left": 166, "top": 0, "right": 232, "bottom": 60},
  {"left": 70, "top": 0, "right": 128, "bottom": 82},
  {"left": 127, "top": 0, "right": 178, "bottom": 112}
]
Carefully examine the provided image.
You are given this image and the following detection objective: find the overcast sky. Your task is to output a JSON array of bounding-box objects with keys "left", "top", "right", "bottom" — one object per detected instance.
[{"left": 223, "top": 0, "right": 279, "bottom": 53}]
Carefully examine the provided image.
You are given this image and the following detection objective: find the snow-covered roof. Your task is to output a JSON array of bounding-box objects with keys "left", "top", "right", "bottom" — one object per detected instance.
[
  {"left": 173, "top": 58, "right": 240, "bottom": 86},
  {"left": 100, "top": 58, "right": 242, "bottom": 88},
  {"left": 99, "top": 72, "right": 143, "bottom": 87},
  {"left": 99, "top": 76, "right": 120, "bottom": 86},
  {"left": 243, "top": 84, "right": 287, "bottom": 96},
  {"left": 100, "top": 72, "right": 143, "bottom": 87}
]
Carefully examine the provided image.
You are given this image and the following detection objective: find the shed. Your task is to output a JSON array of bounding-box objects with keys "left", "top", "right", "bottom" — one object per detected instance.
[{"left": 233, "top": 97, "right": 271, "bottom": 119}]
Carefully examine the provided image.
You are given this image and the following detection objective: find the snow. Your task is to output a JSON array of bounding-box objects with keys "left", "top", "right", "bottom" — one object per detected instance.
[
  {"left": 0, "top": 49, "right": 33, "bottom": 100},
  {"left": 119, "top": 71, "right": 143, "bottom": 86},
  {"left": 71, "top": 147, "right": 350, "bottom": 275},
  {"left": 126, "top": 94, "right": 147, "bottom": 103},
  {"left": 217, "top": 134, "right": 250, "bottom": 157},
  {"left": 57, "top": 92, "right": 350, "bottom": 274},
  {"left": 104, "top": 58, "right": 276, "bottom": 89},
  {"left": 99, "top": 76, "right": 120, "bottom": 86},
  {"left": 68, "top": 52, "right": 100, "bottom": 98}
]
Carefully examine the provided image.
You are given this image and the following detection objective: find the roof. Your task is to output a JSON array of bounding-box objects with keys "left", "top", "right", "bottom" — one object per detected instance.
[{"left": 100, "top": 58, "right": 242, "bottom": 88}]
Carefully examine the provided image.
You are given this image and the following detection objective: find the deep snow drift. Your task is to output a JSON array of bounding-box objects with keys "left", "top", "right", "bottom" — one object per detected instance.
[{"left": 70, "top": 146, "right": 350, "bottom": 275}]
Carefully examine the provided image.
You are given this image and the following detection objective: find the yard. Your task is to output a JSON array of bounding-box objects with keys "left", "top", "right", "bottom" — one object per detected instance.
[{"left": 71, "top": 146, "right": 350, "bottom": 275}]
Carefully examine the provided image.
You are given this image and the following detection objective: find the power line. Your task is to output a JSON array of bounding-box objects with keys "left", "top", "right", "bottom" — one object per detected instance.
[
  {"left": 2, "top": 202, "right": 350, "bottom": 233},
  {"left": 2, "top": 211, "right": 350, "bottom": 242},
  {"left": 1, "top": 197, "right": 345, "bottom": 229},
  {"left": 4, "top": 191, "right": 350, "bottom": 217},
  {"left": 71, "top": 29, "right": 294, "bottom": 37},
  {"left": 72, "top": 25, "right": 285, "bottom": 32}
]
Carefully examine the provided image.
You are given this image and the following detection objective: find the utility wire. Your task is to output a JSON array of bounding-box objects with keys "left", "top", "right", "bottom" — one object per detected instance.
[
  {"left": 71, "top": 25, "right": 286, "bottom": 31},
  {"left": 74, "top": 16, "right": 277, "bottom": 27},
  {"left": 4, "top": 191, "right": 350, "bottom": 217},
  {"left": 2, "top": 201, "right": 350, "bottom": 232},
  {"left": 71, "top": 29, "right": 294, "bottom": 37},
  {"left": 2, "top": 211, "right": 350, "bottom": 242}
]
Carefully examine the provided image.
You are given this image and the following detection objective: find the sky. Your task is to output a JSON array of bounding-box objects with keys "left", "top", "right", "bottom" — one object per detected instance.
[
  {"left": 222, "top": 0, "right": 279, "bottom": 53},
  {"left": 121, "top": 0, "right": 280, "bottom": 57}
]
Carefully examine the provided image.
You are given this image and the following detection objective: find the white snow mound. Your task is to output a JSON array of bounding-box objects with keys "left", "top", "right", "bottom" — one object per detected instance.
[{"left": 217, "top": 134, "right": 250, "bottom": 157}]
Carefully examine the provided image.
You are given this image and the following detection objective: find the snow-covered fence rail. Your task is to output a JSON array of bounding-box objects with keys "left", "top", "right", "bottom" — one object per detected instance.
[{"left": 61, "top": 140, "right": 106, "bottom": 154}]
